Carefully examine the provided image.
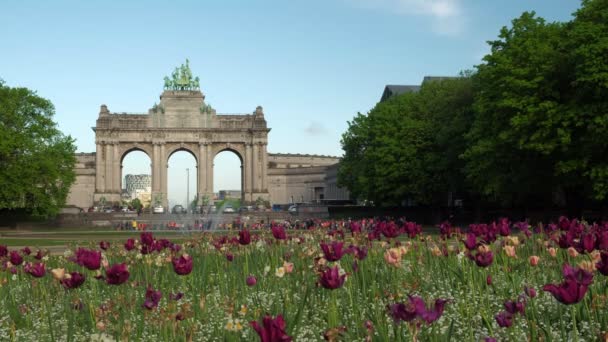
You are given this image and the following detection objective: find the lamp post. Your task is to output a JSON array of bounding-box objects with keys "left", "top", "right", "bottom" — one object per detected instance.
[{"left": 186, "top": 168, "right": 189, "bottom": 213}]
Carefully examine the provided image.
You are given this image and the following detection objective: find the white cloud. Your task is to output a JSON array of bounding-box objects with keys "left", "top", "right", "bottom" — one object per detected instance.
[
  {"left": 347, "top": 0, "right": 466, "bottom": 36},
  {"left": 304, "top": 121, "right": 329, "bottom": 136}
]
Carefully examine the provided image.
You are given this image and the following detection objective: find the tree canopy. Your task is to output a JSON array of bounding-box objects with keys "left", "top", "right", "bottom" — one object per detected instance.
[
  {"left": 0, "top": 80, "right": 76, "bottom": 218},
  {"left": 339, "top": 76, "right": 474, "bottom": 206},
  {"left": 340, "top": 0, "right": 608, "bottom": 210}
]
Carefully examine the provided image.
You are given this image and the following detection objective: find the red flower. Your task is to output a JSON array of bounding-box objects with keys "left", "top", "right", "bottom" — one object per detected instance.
[
  {"left": 250, "top": 314, "right": 292, "bottom": 342},
  {"left": 319, "top": 266, "right": 346, "bottom": 290},
  {"left": 172, "top": 254, "right": 193, "bottom": 275},
  {"left": 105, "top": 263, "right": 130, "bottom": 285},
  {"left": 24, "top": 262, "right": 46, "bottom": 278},
  {"left": 320, "top": 241, "right": 345, "bottom": 262},
  {"left": 239, "top": 229, "right": 251, "bottom": 245},
  {"left": 73, "top": 248, "right": 101, "bottom": 270},
  {"left": 61, "top": 272, "right": 86, "bottom": 289}
]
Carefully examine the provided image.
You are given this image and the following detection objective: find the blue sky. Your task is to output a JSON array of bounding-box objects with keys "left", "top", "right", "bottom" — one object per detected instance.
[{"left": 0, "top": 0, "right": 580, "bottom": 206}]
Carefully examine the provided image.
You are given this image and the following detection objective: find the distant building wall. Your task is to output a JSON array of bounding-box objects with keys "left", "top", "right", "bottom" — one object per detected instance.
[
  {"left": 324, "top": 163, "right": 350, "bottom": 201},
  {"left": 65, "top": 153, "right": 96, "bottom": 209}
]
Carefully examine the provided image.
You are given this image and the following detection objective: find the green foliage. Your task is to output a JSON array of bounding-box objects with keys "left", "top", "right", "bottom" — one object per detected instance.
[
  {"left": 130, "top": 198, "right": 142, "bottom": 211},
  {"left": 339, "top": 77, "right": 474, "bottom": 206},
  {"left": 0, "top": 80, "right": 76, "bottom": 217}
]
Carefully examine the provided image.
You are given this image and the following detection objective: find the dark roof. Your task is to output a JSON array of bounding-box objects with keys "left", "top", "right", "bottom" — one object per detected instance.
[
  {"left": 380, "top": 85, "right": 421, "bottom": 102},
  {"left": 380, "top": 76, "right": 457, "bottom": 102}
]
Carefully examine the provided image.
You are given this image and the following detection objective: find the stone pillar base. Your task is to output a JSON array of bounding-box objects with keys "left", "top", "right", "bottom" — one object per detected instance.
[{"left": 93, "top": 193, "right": 122, "bottom": 206}]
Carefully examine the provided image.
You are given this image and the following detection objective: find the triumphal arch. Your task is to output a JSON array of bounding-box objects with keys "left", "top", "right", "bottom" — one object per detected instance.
[{"left": 92, "top": 60, "right": 270, "bottom": 207}]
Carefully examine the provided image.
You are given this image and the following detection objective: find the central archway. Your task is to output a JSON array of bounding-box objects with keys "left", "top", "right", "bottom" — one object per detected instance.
[
  {"left": 166, "top": 147, "right": 198, "bottom": 213},
  {"left": 213, "top": 148, "right": 244, "bottom": 209}
]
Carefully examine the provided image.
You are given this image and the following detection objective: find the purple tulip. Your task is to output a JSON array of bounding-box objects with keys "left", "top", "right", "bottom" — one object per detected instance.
[
  {"left": 24, "top": 262, "right": 46, "bottom": 278},
  {"left": 0, "top": 245, "right": 7, "bottom": 257},
  {"left": 543, "top": 264, "right": 593, "bottom": 305},
  {"left": 247, "top": 275, "right": 257, "bottom": 287},
  {"left": 597, "top": 252, "right": 608, "bottom": 276},
  {"left": 9, "top": 251, "right": 23, "bottom": 265},
  {"left": 474, "top": 251, "right": 493, "bottom": 267},
  {"left": 417, "top": 298, "right": 449, "bottom": 324},
  {"left": 319, "top": 266, "right": 346, "bottom": 290},
  {"left": 73, "top": 248, "right": 101, "bottom": 270},
  {"left": 320, "top": 241, "right": 346, "bottom": 262},
  {"left": 172, "top": 255, "right": 193, "bottom": 275},
  {"left": 124, "top": 238, "right": 136, "bottom": 251},
  {"left": 21, "top": 247, "right": 32, "bottom": 256},
  {"left": 504, "top": 299, "right": 525, "bottom": 315},
  {"left": 105, "top": 263, "right": 130, "bottom": 285},
  {"left": 34, "top": 250, "right": 44, "bottom": 260},
  {"left": 464, "top": 233, "right": 477, "bottom": 250},
  {"left": 239, "top": 229, "right": 251, "bottom": 245},
  {"left": 388, "top": 302, "right": 417, "bottom": 322},
  {"left": 495, "top": 311, "right": 513, "bottom": 328},
  {"left": 142, "top": 285, "right": 162, "bottom": 310},
  {"left": 99, "top": 241, "right": 110, "bottom": 250},
  {"left": 524, "top": 286, "right": 537, "bottom": 298},
  {"left": 61, "top": 272, "right": 86, "bottom": 289},
  {"left": 140, "top": 232, "right": 155, "bottom": 246},
  {"left": 271, "top": 225, "right": 287, "bottom": 240},
  {"left": 169, "top": 292, "right": 184, "bottom": 301},
  {"left": 486, "top": 275, "right": 493, "bottom": 286},
  {"left": 250, "top": 314, "right": 292, "bottom": 342}
]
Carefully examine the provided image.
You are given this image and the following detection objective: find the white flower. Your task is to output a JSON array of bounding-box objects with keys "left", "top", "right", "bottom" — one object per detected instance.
[
  {"left": 263, "top": 265, "right": 270, "bottom": 275},
  {"left": 11, "top": 274, "right": 17, "bottom": 281}
]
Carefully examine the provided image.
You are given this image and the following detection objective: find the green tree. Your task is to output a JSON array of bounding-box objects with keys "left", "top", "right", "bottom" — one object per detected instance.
[
  {"left": 0, "top": 80, "right": 76, "bottom": 217},
  {"left": 338, "top": 77, "right": 474, "bottom": 206},
  {"left": 464, "top": 2, "right": 608, "bottom": 210},
  {"left": 130, "top": 198, "right": 143, "bottom": 211}
]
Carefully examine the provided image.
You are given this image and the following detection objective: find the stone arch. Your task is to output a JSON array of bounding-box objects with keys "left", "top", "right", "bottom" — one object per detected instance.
[
  {"left": 211, "top": 143, "right": 245, "bottom": 163},
  {"left": 165, "top": 143, "right": 199, "bottom": 165},
  {"left": 211, "top": 143, "right": 245, "bottom": 202},
  {"left": 119, "top": 144, "right": 153, "bottom": 164}
]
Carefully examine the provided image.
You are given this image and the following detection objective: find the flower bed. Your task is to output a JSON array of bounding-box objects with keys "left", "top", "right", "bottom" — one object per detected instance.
[{"left": 1, "top": 217, "right": 607, "bottom": 341}]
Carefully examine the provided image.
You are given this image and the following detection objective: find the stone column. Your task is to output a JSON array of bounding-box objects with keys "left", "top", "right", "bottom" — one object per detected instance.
[
  {"left": 244, "top": 143, "right": 252, "bottom": 201},
  {"left": 105, "top": 143, "right": 113, "bottom": 194},
  {"left": 113, "top": 143, "right": 120, "bottom": 193},
  {"left": 206, "top": 144, "right": 214, "bottom": 201},
  {"left": 96, "top": 142, "right": 105, "bottom": 192},
  {"left": 261, "top": 143, "right": 268, "bottom": 191},
  {"left": 161, "top": 143, "right": 168, "bottom": 208},
  {"left": 152, "top": 143, "right": 160, "bottom": 193},
  {"left": 198, "top": 142, "right": 208, "bottom": 202},
  {"left": 252, "top": 143, "right": 259, "bottom": 192}
]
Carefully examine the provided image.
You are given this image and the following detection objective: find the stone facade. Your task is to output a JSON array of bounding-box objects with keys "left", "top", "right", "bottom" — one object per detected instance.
[
  {"left": 266, "top": 154, "right": 351, "bottom": 204},
  {"left": 91, "top": 89, "right": 270, "bottom": 208},
  {"left": 65, "top": 153, "right": 96, "bottom": 209},
  {"left": 64, "top": 66, "right": 352, "bottom": 209}
]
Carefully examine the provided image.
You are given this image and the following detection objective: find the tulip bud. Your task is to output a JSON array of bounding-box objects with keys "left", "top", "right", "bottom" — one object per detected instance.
[
  {"left": 486, "top": 275, "right": 492, "bottom": 286},
  {"left": 524, "top": 286, "right": 537, "bottom": 298},
  {"left": 529, "top": 256, "right": 540, "bottom": 267},
  {"left": 547, "top": 247, "right": 557, "bottom": 258},
  {"left": 246, "top": 275, "right": 257, "bottom": 287},
  {"left": 567, "top": 247, "right": 579, "bottom": 258}
]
